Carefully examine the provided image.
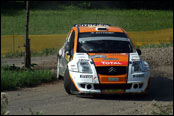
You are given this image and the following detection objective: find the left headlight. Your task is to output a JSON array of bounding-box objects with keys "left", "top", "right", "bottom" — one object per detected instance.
[
  {"left": 131, "top": 60, "right": 150, "bottom": 73},
  {"left": 142, "top": 61, "right": 150, "bottom": 72},
  {"left": 132, "top": 61, "right": 142, "bottom": 73},
  {"left": 77, "top": 61, "right": 93, "bottom": 74}
]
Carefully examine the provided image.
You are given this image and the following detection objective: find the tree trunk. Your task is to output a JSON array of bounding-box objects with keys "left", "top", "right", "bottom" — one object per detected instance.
[{"left": 25, "top": 1, "right": 31, "bottom": 68}]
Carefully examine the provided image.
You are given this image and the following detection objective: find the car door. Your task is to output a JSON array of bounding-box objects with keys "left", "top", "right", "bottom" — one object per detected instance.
[{"left": 61, "top": 29, "right": 76, "bottom": 75}]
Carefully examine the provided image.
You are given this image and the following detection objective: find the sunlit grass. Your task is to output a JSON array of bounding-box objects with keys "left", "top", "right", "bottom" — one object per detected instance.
[
  {"left": 1, "top": 34, "right": 67, "bottom": 55},
  {"left": 1, "top": 28, "right": 173, "bottom": 56},
  {"left": 128, "top": 28, "right": 173, "bottom": 47}
]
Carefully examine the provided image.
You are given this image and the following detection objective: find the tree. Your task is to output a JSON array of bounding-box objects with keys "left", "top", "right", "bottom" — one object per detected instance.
[{"left": 25, "top": 1, "right": 31, "bottom": 68}]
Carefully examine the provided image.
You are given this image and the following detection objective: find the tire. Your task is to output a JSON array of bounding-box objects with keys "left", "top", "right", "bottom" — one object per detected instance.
[
  {"left": 143, "top": 78, "right": 151, "bottom": 95},
  {"left": 64, "top": 68, "right": 78, "bottom": 95},
  {"left": 64, "top": 69, "right": 72, "bottom": 94}
]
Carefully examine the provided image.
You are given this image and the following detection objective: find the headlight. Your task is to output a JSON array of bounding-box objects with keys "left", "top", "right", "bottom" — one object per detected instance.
[
  {"left": 78, "top": 61, "right": 92, "bottom": 74},
  {"left": 142, "top": 61, "right": 150, "bottom": 72},
  {"left": 132, "top": 61, "right": 142, "bottom": 73},
  {"left": 131, "top": 60, "right": 150, "bottom": 73}
]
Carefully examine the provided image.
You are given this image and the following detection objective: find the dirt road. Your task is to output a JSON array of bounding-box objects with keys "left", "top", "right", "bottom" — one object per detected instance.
[{"left": 2, "top": 47, "right": 173, "bottom": 115}]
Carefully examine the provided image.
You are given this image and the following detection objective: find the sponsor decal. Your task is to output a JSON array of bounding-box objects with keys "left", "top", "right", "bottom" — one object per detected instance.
[
  {"left": 70, "top": 65, "right": 76, "bottom": 67},
  {"left": 102, "top": 61, "right": 121, "bottom": 65},
  {"left": 76, "top": 53, "right": 86, "bottom": 55},
  {"left": 93, "top": 76, "right": 97, "bottom": 79},
  {"left": 94, "top": 61, "right": 128, "bottom": 66},
  {"left": 103, "top": 58, "right": 119, "bottom": 60},
  {"left": 79, "top": 59, "right": 89, "bottom": 62},
  {"left": 91, "top": 32, "right": 114, "bottom": 34},
  {"left": 80, "top": 75, "right": 93, "bottom": 78},
  {"left": 102, "top": 61, "right": 120, "bottom": 65},
  {"left": 89, "top": 55, "right": 107, "bottom": 59},
  {"left": 108, "top": 77, "right": 119, "bottom": 81}
]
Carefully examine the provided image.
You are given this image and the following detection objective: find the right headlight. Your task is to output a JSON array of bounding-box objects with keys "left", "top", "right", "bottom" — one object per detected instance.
[{"left": 77, "top": 61, "right": 93, "bottom": 74}]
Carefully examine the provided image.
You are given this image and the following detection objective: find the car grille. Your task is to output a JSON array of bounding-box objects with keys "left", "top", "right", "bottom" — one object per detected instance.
[{"left": 96, "top": 66, "right": 128, "bottom": 75}]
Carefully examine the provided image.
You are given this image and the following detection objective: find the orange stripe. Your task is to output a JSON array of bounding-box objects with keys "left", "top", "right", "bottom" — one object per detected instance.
[
  {"left": 69, "top": 72, "right": 81, "bottom": 93},
  {"left": 73, "top": 27, "right": 78, "bottom": 59}
]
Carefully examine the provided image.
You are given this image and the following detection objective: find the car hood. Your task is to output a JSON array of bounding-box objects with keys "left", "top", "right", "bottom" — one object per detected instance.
[{"left": 88, "top": 53, "right": 129, "bottom": 66}]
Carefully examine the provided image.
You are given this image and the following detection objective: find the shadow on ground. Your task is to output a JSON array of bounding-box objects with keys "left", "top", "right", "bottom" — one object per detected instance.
[{"left": 78, "top": 76, "right": 173, "bottom": 102}]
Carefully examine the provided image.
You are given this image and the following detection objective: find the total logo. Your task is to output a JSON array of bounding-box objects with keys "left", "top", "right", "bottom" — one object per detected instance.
[
  {"left": 101, "top": 61, "right": 122, "bottom": 65},
  {"left": 94, "top": 61, "right": 128, "bottom": 66}
]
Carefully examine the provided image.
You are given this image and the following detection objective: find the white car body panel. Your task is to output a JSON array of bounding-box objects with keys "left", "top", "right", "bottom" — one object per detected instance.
[{"left": 66, "top": 52, "right": 150, "bottom": 94}]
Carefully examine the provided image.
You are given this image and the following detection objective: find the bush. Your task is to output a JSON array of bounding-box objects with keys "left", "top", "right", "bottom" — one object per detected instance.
[{"left": 1, "top": 65, "right": 56, "bottom": 91}]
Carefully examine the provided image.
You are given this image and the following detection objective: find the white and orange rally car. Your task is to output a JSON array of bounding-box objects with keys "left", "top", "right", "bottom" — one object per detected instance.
[{"left": 57, "top": 23, "right": 150, "bottom": 95}]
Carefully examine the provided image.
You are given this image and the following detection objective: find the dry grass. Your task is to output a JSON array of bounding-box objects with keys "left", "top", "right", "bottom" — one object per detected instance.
[
  {"left": 128, "top": 28, "right": 173, "bottom": 47},
  {"left": 1, "top": 28, "right": 173, "bottom": 55},
  {"left": 1, "top": 34, "right": 67, "bottom": 55}
]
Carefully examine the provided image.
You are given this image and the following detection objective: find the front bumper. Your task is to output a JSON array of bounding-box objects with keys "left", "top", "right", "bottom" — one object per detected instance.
[
  {"left": 76, "top": 81, "right": 150, "bottom": 94},
  {"left": 69, "top": 71, "right": 150, "bottom": 94}
]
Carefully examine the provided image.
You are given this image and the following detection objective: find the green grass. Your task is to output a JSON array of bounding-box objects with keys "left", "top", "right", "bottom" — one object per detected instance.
[
  {"left": 1, "top": 9, "right": 173, "bottom": 35},
  {"left": 1, "top": 48, "right": 59, "bottom": 58},
  {"left": 1, "top": 65, "right": 56, "bottom": 91}
]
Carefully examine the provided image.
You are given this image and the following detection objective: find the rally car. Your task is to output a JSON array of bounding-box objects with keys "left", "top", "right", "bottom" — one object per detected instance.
[{"left": 57, "top": 23, "right": 150, "bottom": 95}]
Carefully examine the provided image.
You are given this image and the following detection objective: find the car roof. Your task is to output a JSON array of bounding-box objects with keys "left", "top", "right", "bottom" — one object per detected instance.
[
  {"left": 79, "top": 26, "right": 124, "bottom": 33},
  {"left": 73, "top": 24, "right": 125, "bottom": 33}
]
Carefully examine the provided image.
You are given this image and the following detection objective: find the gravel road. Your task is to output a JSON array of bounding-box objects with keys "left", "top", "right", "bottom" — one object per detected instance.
[{"left": 1, "top": 47, "right": 173, "bottom": 115}]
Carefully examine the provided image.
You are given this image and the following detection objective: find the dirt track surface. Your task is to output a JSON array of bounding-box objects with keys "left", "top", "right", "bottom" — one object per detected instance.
[{"left": 1, "top": 47, "right": 173, "bottom": 115}]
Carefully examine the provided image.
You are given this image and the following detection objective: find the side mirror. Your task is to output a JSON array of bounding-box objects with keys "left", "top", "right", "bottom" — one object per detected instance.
[
  {"left": 136, "top": 48, "right": 142, "bottom": 56},
  {"left": 65, "top": 44, "right": 71, "bottom": 55}
]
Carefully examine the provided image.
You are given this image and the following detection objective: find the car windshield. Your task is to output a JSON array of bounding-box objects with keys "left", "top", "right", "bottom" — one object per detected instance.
[{"left": 77, "top": 36, "right": 134, "bottom": 53}]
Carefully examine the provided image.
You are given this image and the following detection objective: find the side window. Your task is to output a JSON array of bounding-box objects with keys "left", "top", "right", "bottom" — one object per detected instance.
[
  {"left": 63, "top": 32, "right": 71, "bottom": 55},
  {"left": 64, "top": 30, "right": 73, "bottom": 52},
  {"left": 64, "top": 30, "right": 75, "bottom": 58},
  {"left": 69, "top": 30, "right": 75, "bottom": 57}
]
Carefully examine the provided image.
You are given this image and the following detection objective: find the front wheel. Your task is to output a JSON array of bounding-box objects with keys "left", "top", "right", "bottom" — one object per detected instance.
[
  {"left": 64, "top": 68, "right": 79, "bottom": 95},
  {"left": 64, "top": 69, "right": 72, "bottom": 94}
]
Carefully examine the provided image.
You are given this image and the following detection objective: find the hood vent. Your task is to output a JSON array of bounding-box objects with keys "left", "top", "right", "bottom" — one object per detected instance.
[{"left": 96, "top": 27, "right": 107, "bottom": 31}]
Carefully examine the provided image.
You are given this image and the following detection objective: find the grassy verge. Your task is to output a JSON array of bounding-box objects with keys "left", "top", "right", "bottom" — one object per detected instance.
[
  {"left": 1, "top": 65, "right": 57, "bottom": 91},
  {"left": 1, "top": 48, "right": 59, "bottom": 58}
]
